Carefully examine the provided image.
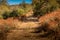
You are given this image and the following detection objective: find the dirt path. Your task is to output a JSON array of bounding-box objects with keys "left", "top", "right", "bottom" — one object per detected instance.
[{"left": 0, "top": 17, "right": 55, "bottom": 40}]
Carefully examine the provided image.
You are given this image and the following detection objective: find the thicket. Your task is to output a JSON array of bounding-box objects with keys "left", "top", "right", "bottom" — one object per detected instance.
[
  {"left": 32, "top": 0, "right": 60, "bottom": 17},
  {"left": 2, "top": 7, "right": 30, "bottom": 19}
]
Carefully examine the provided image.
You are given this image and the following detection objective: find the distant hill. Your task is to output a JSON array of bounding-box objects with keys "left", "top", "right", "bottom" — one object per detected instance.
[{"left": 0, "top": 4, "right": 32, "bottom": 13}]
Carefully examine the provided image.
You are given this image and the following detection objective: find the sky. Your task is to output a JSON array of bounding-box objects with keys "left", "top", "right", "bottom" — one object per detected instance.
[{"left": 7, "top": 0, "right": 32, "bottom": 5}]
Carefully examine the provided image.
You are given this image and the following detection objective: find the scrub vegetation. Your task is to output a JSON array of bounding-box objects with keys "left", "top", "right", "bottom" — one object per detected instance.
[{"left": 0, "top": 0, "right": 60, "bottom": 40}]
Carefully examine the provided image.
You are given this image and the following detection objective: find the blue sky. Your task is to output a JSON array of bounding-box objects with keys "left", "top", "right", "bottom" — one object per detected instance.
[{"left": 7, "top": 0, "right": 32, "bottom": 5}]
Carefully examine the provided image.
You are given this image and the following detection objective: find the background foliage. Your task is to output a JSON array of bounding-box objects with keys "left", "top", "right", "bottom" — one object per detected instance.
[{"left": 32, "top": 0, "right": 60, "bottom": 17}]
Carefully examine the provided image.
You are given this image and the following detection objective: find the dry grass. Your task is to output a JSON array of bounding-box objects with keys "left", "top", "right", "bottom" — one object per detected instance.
[
  {"left": 0, "top": 9, "right": 60, "bottom": 40},
  {"left": 37, "top": 9, "right": 60, "bottom": 40}
]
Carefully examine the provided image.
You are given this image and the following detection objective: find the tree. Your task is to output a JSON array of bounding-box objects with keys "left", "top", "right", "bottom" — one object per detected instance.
[
  {"left": 0, "top": 0, "right": 8, "bottom": 5},
  {"left": 32, "top": 0, "right": 60, "bottom": 17},
  {"left": 20, "top": 0, "right": 26, "bottom": 9}
]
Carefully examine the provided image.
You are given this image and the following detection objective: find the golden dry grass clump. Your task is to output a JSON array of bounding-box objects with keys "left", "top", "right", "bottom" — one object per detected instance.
[
  {"left": 37, "top": 9, "right": 60, "bottom": 39},
  {"left": 38, "top": 9, "right": 60, "bottom": 30},
  {"left": 0, "top": 5, "right": 10, "bottom": 12},
  {"left": 0, "top": 18, "right": 14, "bottom": 40}
]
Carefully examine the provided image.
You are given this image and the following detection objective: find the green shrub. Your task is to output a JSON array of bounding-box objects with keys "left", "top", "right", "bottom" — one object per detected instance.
[
  {"left": 32, "top": 0, "right": 60, "bottom": 17},
  {"left": 9, "top": 10, "right": 18, "bottom": 17},
  {"left": 2, "top": 12, "right": 9, "bottom": 19},
  {"left": 2, "top": 8, "right": 31, "bottom": 19},
  {"left": 17, "top": 7, "right": 31, "bottom": 16},
  {"left": 17, "top": 8, "right": 25, "bottom": 16}
]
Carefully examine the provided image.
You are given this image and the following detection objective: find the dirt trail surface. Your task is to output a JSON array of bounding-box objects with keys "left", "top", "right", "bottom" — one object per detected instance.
[
  {"left": 0, "top": 18, "right": 54, "bottom": 40},
  {"left": 7, "top": 30, "right": 54, "bottom": 40},
  {"left": 0, "top": 18, "right": 39, "bottom": 40}
]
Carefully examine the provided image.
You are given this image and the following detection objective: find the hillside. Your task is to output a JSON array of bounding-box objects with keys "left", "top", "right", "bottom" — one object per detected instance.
[{"left": 0, "top": 0, "right": 60, "bottom": 40}]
